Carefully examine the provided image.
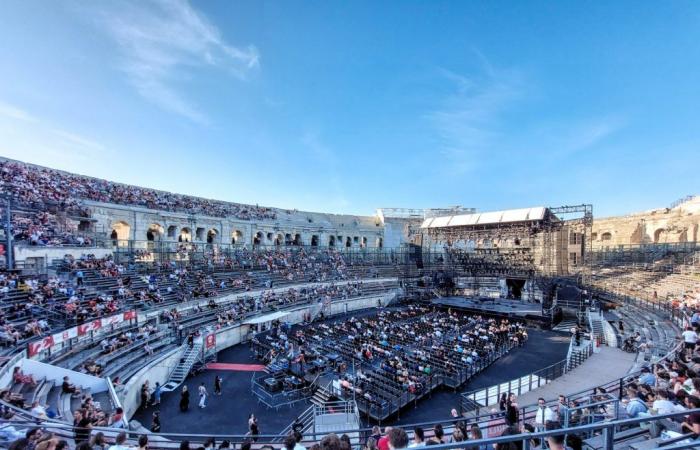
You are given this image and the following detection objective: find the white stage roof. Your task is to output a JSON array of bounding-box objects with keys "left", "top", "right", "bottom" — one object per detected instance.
[
  {"left": 243, "top": 311, "right": 289, "bottom": 325},
  {"left": 421, "top": 206, "right": 547, "bottom": 229}
]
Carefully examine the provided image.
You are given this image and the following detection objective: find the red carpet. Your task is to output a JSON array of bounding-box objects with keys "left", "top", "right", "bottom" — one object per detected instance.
[{"left": 206, "top": 362, "right": 266, "bottom": 371}]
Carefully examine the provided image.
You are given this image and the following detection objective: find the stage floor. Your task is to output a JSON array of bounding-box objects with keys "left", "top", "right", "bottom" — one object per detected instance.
[{"left": 433, "top": 296, "right": 545, "bottom": 318}]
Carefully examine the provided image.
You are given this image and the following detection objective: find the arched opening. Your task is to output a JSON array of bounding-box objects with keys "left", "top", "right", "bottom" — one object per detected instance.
[
  {"left": 285, "top": 233, "right": 292, "bottom": 245},
  {"left": 167, "top": 225, "right": 177, "bottom": 239},
  {"left": 111, "top": 221, "right": 131, "bottom": 243},
  {"left": 146, "top": 223, "right": 164, "bottom": 242},
  {"left": 678, "top": 229, "right": 688, "bottom": 243},
  {"left": 311, "top": 235, "right": 319, "bottom": 247},
  {"left": 254, "top": 231, "right": 264, "bottom": 246},
  {"left": 361, "top": 237, "right": 367, "bottom": 248},
  {"left": 179, "top": 227, "right": 192, "bottom": 243},
  {"left": 654, "top": 228, "right": 667, "bottom": 244},
  {"left": 345, "top": 237, "right": 352, "bottom": 248},
  {"left": 353, "top": 236, "right": 359, "bottom": 245},
  {"left": 693, "top": 224, "right": 699, "bottom": 243},
  {"left": 329, "top": 236, "right": 336, "bottom": 247},
  {"left": 207, "top": 228, "right": 219, "bottom": 244},
  {"left": 195, "top": 227, "right": 206, "bottom": 241},
  {"left": 266, "top": 232, "right": 274, "bottom": 242},
  {"left": 591, "top": 232, "right": 598, "bottom": 241},
  {"left": 293, "top": 234, "right": 302, "bottom": 246},
  {"left": 601, "top": 232, "right": 612, "bottom": 242},
  {"left": 376, "top": 237, "right": 383, "bottom": 248},
  {"left": 231, "top": 230, "right": 243, "bottom": 245},
  {"left": 274, "top": 234, "right": 284, "bottom": 246}
]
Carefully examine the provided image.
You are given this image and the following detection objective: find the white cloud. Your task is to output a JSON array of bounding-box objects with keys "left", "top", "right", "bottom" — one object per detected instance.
[
  {"left": 84, "top": 0, "right": 260, "bottom": 123},
  {"left": 0, "top": 101, "right": 36, "bottom": 122},
  {"left": 0, "top": 100, "right": 108, "bottom": 167},
  {"left": 427, "top": 66, "right": 525, "bottom": 175}
]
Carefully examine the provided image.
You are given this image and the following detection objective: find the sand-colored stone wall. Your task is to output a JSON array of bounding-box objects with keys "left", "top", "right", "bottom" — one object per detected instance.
[{"left": 591, "top": 196, "right": 700, "bottom": 249}]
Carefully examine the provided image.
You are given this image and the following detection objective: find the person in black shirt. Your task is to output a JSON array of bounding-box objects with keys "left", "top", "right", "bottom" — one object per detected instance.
[
  {"left": 151, "top": 411, "right": 161, "bottom": 433},
  {"left": 73, "top": 409, "right": 91, "bottom": 444}
]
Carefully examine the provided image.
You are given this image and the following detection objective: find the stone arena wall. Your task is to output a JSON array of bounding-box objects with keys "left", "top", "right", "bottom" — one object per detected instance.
[{"left": 591, "top": 196, "right": 700, "bottom": 248}]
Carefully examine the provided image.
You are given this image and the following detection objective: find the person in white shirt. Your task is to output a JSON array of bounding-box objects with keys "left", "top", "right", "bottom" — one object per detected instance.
[
  {"left": 198, "top": 382, "right": 207, "bottom": 408},
  {"left": 407, "top": 427, "right": 425, "bottom": 448},
  {"left": 534, "top": 397, "right": 557, "bottom": 431},
  {"left": 682, "top": 327, "right": 698, "bottom": 357},
  {"left": 652, "top": 390, "right": 684, "bottom": 415}
]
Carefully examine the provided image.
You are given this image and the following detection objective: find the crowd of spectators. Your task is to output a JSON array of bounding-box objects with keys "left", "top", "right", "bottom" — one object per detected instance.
[{"left": 0, "top": 160, "right": 277, "bottom": 221}]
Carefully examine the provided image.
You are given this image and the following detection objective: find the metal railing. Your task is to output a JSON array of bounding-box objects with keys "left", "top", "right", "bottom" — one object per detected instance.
[{"left": 3, "top": 407, "right": 700, "bottom": 450}]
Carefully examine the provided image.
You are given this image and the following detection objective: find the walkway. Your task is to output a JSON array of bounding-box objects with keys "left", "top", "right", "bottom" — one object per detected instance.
[{"left": 515, "top": 346, "right": 636, "bottom": 405}]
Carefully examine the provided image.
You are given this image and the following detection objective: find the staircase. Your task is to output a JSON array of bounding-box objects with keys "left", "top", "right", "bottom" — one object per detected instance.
[
  {"left": 552, "top": 318, "right": 578, "bottom": 333},
  {"left": 588, "top": 311, "right": 606, "bottom": 345},
  {"left": 161, "top": 341, "right": 202, "bottom": 392},
  {"left": 310, "top": 383, "right": 334, "bottom": 407}
]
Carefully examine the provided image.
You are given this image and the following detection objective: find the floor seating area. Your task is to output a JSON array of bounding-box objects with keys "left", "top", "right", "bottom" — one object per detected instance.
[{"left": 253, "top": 306, "right": 525, "bottom": 420}]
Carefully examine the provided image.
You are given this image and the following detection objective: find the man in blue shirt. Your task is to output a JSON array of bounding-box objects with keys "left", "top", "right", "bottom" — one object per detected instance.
[{"left": 638, "top": 367, "right": 656, "bottom": 386}]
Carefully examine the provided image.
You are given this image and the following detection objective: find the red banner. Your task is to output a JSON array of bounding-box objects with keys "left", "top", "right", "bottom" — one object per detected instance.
[
  {"left": 78, "top": 319, "right": 103, "bottom": 336},
  {"left": 123, "top": 310, "right": 137, "bottom": 321},
  {"left": 28, "top": 335, "right": 55, "bottom": 357},
  {"left": 205, "top": 333, "right": 216, "bottom": 350}
]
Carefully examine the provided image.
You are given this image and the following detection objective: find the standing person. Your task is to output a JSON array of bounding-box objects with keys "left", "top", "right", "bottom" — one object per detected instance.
[
  {"left": 505, "top": 393, "right": 519, "bottom": 426},
  {"left": 498, "top": 393, "right": 507, "bottom": 413},
  {"left": 151, "top": 411, "right": 161, "bottom": 433},
  {"left": 248, "top": 414, "right": 259, "bottom": 442},
  {"left": 198, "top": 383, "right": 208, "bottom": 408},
  {"left": 534, "top": 398, "right": 555, "bottom": 431},
  {"left": 214, "top": 376, "right": 222, "bottom": 396},
  {"left": 73, "top": 410, "right": 92, "bottom": 444},
  {"left": 683, "top": 326, "right": 698, "bottom": 357},
  {"left": 153, "top": 383, "right": 162, "bottom": 406},
  {"left": 180, "top": 386, "right": 190, "bottom": 412}
]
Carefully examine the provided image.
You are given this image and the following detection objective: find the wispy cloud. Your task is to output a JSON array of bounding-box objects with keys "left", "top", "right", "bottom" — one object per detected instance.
[
  {"left": 0, "top": 99, "right": 108, "bottom": 166},
  {"left": 0, "top": 101, "right": 36, "bottom": 122},
  {"left": 427, "top": 63, "right": 526, "bottom": 175},
  {"left": 84, "top": 0, "right": 260, "bottom": 123}
]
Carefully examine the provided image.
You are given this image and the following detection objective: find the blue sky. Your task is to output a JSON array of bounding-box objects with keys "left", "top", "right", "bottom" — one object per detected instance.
[{"left": 0, "top": 1, "right": 698, "bottom": 218}]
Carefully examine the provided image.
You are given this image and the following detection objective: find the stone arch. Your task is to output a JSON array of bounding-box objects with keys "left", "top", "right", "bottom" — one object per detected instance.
[
  {"left": 111, "top": 221, "right": 131, "bottom": 241},
  {"left": 293, "top": 233, "right": 302, "bottom": 246},
  {"left": 274, "top": 233, "right": 284, "bottom": 246},
  {"left": 591, "top": 232, "right": 598, "bottom": 241},
  {"left": 195, "top": 227, "right": 206, "bottom": 241},
  {"left": 179, "top": 227, "right": 192, "bottom": 242},
  {"left": 311, "top": 235, "right": 319, "bottom": 246},
  {"left": 653, "top": 228, "right": 667, "bottom": 244},
  {"left": 266, "top": 232, "right": 274, "bottom": 242},
  {"left": 207, "top": 228, "right": 219, "bottom": 244},
  {"left": 329, "top": 235, "right": 336, "bottom": 247},
  {"left": 693, "top": 224, "right": 699, "bottom": 242},
  {"left": 146, "top": 223, "right": 164, "bottom": 241},
  {"left": 167, "top": 225, "right": 177, "bottom": 239},
  {"left": 678, "top": 228, "right": 688, "bottom": 243},
  {"left": 231, "top": 230, "right": 243, "bottom": 244},
  {"left": 345, "top": 237, "right": 352, "bottom": 248},
  {"left": 254, "top": 231, "right": 264, "bottom": 246},
  {"left": 361, "top": 237, "right": 367, "bottom": 248},
  {"left": 601, "top": 232, "right": 612, "bottom": 242},
  {"left": 285, "top": 233, "right": 292, "bottom": 245},
  {"left": 376, "top": 237, "right": 383, "bottom": 248}
]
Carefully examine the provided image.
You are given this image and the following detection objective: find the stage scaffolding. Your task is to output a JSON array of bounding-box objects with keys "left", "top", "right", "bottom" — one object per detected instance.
[{"left": 405, "top": 204, "right": 593, "bottom": 312}]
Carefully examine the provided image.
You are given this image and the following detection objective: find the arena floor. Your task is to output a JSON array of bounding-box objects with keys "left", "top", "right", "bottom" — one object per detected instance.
[{"left": 132, "top": 310, "right": 569, "bottom": 435}]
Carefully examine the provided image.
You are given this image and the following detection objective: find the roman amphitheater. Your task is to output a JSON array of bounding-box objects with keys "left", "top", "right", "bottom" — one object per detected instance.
[{"left": 1, "top": 157, "right": 699, "bottom": 450}]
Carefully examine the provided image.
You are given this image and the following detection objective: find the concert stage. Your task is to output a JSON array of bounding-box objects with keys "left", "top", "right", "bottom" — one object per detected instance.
[{"left": 431, "top": 296, "right": 550, "bottom": 324}]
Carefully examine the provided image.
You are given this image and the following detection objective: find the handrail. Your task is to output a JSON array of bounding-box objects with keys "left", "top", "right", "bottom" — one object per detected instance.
[{"left": 4, "top": 408, "right": 700, "bottom": 450}]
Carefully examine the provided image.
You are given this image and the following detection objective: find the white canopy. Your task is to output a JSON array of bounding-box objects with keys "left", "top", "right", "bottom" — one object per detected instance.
[
  {"left": 421, "top": 206, "right": 548, "bottom": 229},
  {"left": 243, "top": 311, "right": 289, "bottom": 325}
]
